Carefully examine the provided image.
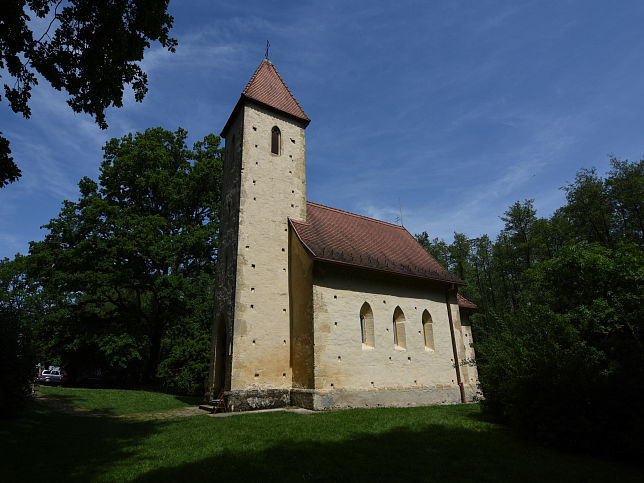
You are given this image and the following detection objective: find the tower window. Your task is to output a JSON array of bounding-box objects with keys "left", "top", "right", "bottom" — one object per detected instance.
[{"left": 271, "top": 126, "right": 281, "bottom": 155}]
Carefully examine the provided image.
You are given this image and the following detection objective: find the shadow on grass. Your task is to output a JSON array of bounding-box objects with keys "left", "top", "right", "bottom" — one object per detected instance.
[
  {"left": 0, "top": 403, "right": 159, "bottom": 481},
  {"left": 37, "top": 387, "right": 202, "bottom": 415},
  {"left": 2, "top": 404, "right": 641, "bottom": 483},
  {"left": 133, "top": 420, "right": 642, "bottom": 483},
  {"left": 171, "top": 394, "right": 203, "bottom": 406},
  {"left": 38, "top": 392, "right": 122, "bottom": 416}
]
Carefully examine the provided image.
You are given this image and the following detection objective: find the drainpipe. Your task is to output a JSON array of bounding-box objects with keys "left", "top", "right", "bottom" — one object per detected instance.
[{"left": 446, "top": 287, "right": 466, "bottom": 403}]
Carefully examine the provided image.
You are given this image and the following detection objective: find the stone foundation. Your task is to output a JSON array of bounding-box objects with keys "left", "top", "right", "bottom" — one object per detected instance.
[
  {"left": 225, "top": 385, "right": 479, "bottom": 412},
  {"left": 293, "top": 386, "right": 464, "bottom": 410},
  {"left": 225, "top": 389, "right": 291, "bottom": 412}
]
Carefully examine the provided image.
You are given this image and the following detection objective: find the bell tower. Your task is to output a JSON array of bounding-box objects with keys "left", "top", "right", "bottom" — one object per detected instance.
[{"left": 208, "top": 59, "right": 310, "bottom": 410}]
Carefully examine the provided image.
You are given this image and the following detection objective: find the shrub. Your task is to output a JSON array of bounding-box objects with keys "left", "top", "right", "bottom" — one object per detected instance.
[{"left": 476, "top": 242, "right": 644, "bottom": 457}]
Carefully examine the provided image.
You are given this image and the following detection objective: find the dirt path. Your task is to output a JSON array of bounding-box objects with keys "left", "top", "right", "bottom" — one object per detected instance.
[{"left": 34, "top": 394, "right": 207, "bottom": 421}]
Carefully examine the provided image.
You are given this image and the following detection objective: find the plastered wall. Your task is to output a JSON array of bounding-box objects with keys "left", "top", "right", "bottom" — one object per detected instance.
[
  {"left": 459, "top": 311, "right": 480, "bottom": 389},
  {"left": 310, "top": 263, "right": 468, "bottom": 395},
  {"left": 288, "top": 227, "right": 314, "bottom": 388},
  {"left": 229, "top": 102, "right": 307, "bottom": 390}
]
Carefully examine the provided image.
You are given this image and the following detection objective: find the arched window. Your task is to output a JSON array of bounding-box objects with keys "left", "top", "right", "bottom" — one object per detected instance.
[
  {"left": 271, "top": 126, "right": 280, "bottom": 155},
  {"left": 422, "top": 310, "right": 434, "bottom": 350},
  {"left": 393, "top": 306, "right": 406, "bottom": 349},
  {"left": 360, "top": 302, "right": 375, "bottom": 348}
]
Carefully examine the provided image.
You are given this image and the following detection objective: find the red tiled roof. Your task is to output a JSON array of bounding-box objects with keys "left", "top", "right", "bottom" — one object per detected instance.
[
  {"left": 290, "top": 202, "right": 464, "bottom": 285},
  {"left": 457, "top": 293, "right": 478, "bottom": 310},
  {"left": 241, "top": 59, "right": 310, "bottom": 125}
]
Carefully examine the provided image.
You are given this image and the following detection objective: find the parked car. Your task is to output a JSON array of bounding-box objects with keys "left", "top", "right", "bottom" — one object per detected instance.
[{"left": 38, "top": 369, "right": 67, "bottom": 384}]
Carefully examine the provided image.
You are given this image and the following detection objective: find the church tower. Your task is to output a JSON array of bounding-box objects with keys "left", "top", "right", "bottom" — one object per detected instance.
[{"left": 208, "top": 59, "right": 310, "bottom": 409}]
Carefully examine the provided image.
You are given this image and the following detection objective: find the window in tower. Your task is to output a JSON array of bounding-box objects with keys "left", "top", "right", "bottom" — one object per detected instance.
[{"left": 271, "top": 126, "right": 281, "bottom": 155}]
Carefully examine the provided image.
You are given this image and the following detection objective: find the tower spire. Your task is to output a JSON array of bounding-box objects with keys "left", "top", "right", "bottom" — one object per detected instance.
[{"left": 265, "top": 40, "right": 270, "bottom": 60}]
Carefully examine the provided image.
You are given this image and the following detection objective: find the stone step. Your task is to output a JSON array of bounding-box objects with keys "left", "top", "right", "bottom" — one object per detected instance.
[{"left": 198, "top": 404, "right": 215, "bottom": 413}]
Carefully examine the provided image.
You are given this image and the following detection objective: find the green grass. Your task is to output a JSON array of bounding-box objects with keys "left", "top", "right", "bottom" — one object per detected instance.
[
  {"left": 1, "top": 396, "right": 641, "bottom": 482},
  {"left": 37, "top": 386, "right": 201, "bottom": 415}
]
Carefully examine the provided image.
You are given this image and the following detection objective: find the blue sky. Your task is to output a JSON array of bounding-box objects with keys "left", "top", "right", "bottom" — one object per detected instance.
[{"left": 3, "top": 0, "right": 644, "bottom": 259}]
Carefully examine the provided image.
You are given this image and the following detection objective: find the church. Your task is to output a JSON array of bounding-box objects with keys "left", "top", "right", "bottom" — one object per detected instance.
[{"left": 207, "top": 58, "right": 480, "bottom": 411}]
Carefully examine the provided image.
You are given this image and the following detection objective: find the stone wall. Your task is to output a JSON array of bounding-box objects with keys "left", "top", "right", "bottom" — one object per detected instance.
[{"left": 207, "top": 103, "right": 244, "bottom": 397}]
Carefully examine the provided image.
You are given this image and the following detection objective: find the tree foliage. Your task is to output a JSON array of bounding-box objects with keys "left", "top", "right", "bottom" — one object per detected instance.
[
  {"left": 0, "top": 256, "right": 38, "bottom": 416},
  {"left": 17, "top": 127, "right": 223, "bottom": 393},
  {"left": 0, "top": 1, "right": 177, "bottom": 187},
  {"left": 416, "top": 157, "right": 644, "bottom": 456}
]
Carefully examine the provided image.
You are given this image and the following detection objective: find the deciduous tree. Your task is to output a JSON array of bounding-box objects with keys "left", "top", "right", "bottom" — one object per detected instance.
[
  {"left": 0, "top": 1, "right": 177, "bottom": 187},
  {"left": 28, "top": 127, "right": 222, "bottom": 390}
]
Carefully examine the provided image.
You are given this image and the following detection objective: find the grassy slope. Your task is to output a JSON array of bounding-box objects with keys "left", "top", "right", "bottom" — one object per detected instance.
[
  {"left": 37, "top": 386, "right": 201, "bottom": 414},
  {"left": 1, "top": 400, "right": 641, "bottom": 482}
]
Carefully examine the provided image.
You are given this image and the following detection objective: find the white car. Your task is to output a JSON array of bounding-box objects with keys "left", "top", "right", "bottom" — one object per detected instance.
[{"left": 39, "top": 369, "right": 66, "bottom": 384}]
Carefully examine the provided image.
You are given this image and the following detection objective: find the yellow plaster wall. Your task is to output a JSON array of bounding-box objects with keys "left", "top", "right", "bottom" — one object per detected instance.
[
  {"left": 459, "top": 311, "right": 480, "bottom": 390},
  {"left": 288, "top": 228, "right": 314, "bottom": 388},
  {"left": 229, "top": 102, "right": 307, "bottom": 390},
  {"left": 311, "top": 264, "right": 467, "bottom": 395}
]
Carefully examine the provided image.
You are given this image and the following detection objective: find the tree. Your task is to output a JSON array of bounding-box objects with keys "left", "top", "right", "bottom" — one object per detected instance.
[
  {"left": 0, "top": 1, "right": 177, "bottom": 187},
  {"left": 558, "top": 168, "right": 614, "bottom": 245},
  {"left": 470, "top": 235, "right": 496, "bottom": 312},
  {"left": 28, "top": 127, "right": 223, "bottom": 390},
  {"left": 448, "top": 232, "right": 471, "bottom": 281},
  {"left": 500, "top": 199, "right": 537, "bottom": 270},
  {"left": 0, "top": 256, "right": 38, "bottom": 416},
  {"left": 415, "top": 231, "right": 449, "bottom": 268},
  {"left": 477, "top": 241, "right": 644, "bottom": 455},
  {"left": 606, "top": 157, "right": 644, "bottom": 245}
]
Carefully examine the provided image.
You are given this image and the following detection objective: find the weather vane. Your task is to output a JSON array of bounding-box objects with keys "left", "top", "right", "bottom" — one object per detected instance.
[{"left": 265, "top": 40, "right": 270, "bottom": 60}]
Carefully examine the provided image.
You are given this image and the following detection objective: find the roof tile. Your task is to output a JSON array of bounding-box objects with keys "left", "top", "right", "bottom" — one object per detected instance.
[
  {"left": 457, "top": 293, "right": 478, "bottom": 310},
  {"left": 242, "top": 59, "right": 310, "bottom": 124},
  {"left": 290, "top": 202, "right": 464, "bottom": 285}
]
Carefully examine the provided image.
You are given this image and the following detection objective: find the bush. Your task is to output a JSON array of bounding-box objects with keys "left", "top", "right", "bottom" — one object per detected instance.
[
  {"left": 476, "top": 242, "right": 644, "bottom": 457},
  {"left": 156, "top": 320, "right": 211, "bottom": 396}
]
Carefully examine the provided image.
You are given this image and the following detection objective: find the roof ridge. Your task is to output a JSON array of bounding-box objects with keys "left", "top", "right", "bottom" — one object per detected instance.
[{"left": 306, "top": 201, "right": 406, "bottom": 229}]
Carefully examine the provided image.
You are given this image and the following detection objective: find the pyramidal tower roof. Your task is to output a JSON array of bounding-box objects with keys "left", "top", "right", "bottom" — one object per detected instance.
[
  {"left": 242, "top": 59, "right": 310, "bottom": 124},
  {"left": 222, "top": 59, "right": 310, "bottom": 135}
]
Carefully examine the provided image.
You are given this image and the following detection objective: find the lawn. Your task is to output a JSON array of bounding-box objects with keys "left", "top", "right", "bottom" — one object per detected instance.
[
  {"left": 36, "top": 386, "right": 201, "bottom": 415},
  {"left": 1, "top": 391, "right": 641, "bottom": 482}
]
